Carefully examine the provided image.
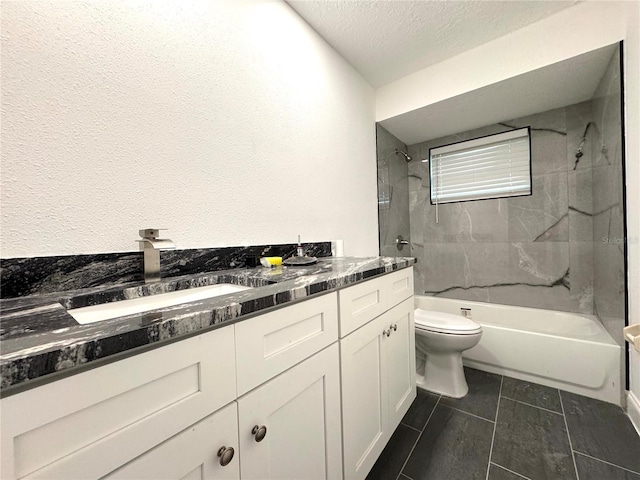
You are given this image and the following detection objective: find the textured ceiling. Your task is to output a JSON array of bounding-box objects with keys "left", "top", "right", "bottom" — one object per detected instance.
[{"left": 287, "top": 0, "right": 577, "bottom": 87}]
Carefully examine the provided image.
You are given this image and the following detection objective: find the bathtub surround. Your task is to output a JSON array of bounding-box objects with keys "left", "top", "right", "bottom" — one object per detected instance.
[
  {"left": 0, "top": 256, "right": 415, "bottom": 394},
  {"left": 407, "top": 105, "right": 591, "bottom": 314},
  {"left": 405, "top": 68, "right": 625, "bottom": 333},
  {"left": 0, "top": 242, "right": 332, "bottom": 299},
  {"left": 377, "top": 125, "right": 410, "bottom": 257}
]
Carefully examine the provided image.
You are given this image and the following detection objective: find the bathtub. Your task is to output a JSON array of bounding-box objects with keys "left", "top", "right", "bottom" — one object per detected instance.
[{"left": 415, "top": 296, "right": 622, "bottom": 405}]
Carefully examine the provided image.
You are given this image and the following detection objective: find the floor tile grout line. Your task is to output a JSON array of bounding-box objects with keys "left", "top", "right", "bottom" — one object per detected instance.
[
  {"left": 490, "top": 462, "right": 533, "bottom": 480},
  {"left": 559, "top": 391, "right": 580, "bottom": 480},
  {"left": 573, "top": 450, "right": 640, "bottom": 476},
  {"left": 399, "top": 422, "right": 422, "bottom": 433},
  {"left": 394, "top": 395, "right": 442, "bottom": 480},
  {"left": 445, "top": 405, "right": 495, "bottom": 424},
  {"left": 485, "top": 375, "right": 504, "bottom": 480},
  {"left": 500, "top": 395, "right": 564, "bottom": 416}
]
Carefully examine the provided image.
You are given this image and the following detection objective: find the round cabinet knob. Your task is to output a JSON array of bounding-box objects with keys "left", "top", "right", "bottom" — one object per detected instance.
[
  {"left": 217, "top": 446, "right": 234, "bottom": 466},
  {"left": 252, "top": 425, "right": 267, "bottom": 442},
  {"left": 383, "top": 329, "right": 391, "bottom": 337},
  {"left": 391, "top": 324, "right": 398, "bottom": 332}
]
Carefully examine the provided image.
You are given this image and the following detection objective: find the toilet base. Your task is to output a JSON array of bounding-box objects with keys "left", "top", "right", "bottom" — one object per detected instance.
[{"left": 418, "top": 351, "right": 469, "bottom": 398}]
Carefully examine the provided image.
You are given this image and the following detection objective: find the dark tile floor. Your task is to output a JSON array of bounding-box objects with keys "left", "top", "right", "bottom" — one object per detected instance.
[{"left": 366, "top": 367, "right": 640, "bottom": 480}]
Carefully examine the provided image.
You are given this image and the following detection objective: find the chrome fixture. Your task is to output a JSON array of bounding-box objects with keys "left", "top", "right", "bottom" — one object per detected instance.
[
  {"left": 137, "top": 229, "right": 176, "bottom": 283},
  {"left": 395, "top": 234, "right": 409, "bottom": 251},
  {"left": 395, "top": 149, "right": 412, "bottom": 162}
]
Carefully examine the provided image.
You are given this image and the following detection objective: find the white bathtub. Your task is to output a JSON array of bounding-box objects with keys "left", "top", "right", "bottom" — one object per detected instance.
[{"left": 415, "top": 296, "right": 622, "bottom": 405}]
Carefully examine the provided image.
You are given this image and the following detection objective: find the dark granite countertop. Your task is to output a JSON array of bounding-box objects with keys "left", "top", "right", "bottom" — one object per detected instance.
[{"left": 0, "top": 256, "right": 415, "bottom": 396}]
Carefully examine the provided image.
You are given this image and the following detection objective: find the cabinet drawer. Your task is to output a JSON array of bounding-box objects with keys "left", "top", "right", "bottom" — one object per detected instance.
[
  {"left": 338, "top": 268, "right": 414, "bottom": 338},
  {"left": 104, "top": 402, "right": 240, "bottom": 480},
  {"left": 338, "top": 275, "right": 388, "bottom": 338},
  {"left": 0, "top": 327, "right": 236, "bottom": 480},
  {"left": 386, "top": 267, "right": 414, "bottom": 308},
  {"left": 235, "top": 292, "right": 338, "bottom": 396}
]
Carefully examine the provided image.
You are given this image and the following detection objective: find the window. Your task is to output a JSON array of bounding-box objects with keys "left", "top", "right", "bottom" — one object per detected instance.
[{"left": 428, "top": 127, "right": 531, "bottom": 205}]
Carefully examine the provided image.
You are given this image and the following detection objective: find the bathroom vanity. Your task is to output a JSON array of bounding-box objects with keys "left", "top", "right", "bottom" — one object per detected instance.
[{"left": 0, "top": 257, "right": 415, "bottom": 480}]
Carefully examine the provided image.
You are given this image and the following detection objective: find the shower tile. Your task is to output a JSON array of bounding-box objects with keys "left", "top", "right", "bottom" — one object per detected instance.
[
  {"left": 593, "top": 163, "right": 623, "bottom": 216},
  {"left": 593, "top": 240, "right": 625, "bottom": 322},
  {"left": 574, "top": 453, "right": 640, "bottom": 480},
  {"left": 566, "top": 100, "right": 595, "bottom": 171},
  {"left": 479, "top": 284, "right": 581, "bottom": 313},
  {"left": 568, "top": 169, "right": 593, "bottom": 215},
  {"left": 402, "top": 405, "right": 493, "bottom": 480},
  {"left": 568, "top": 241, "right": 594, "bottom": 314},
  {"left": 487, "top": 463, "right": 529, "bottom": 480},
  {"left": 439, "top": 367, "right": 502, "bottom": 421},
  {"left": 500, "top": 376, "right": 561, "bottom": 413},
  {"left": 492, "top": 398, "right": 576, "bottom": 480},
  {"left": 423, "top": 198, "right": 509, "bottom": 244},
  {"left": 508, "top": 241, "right": 569, "bottom": 287},
  {"left": 507, "top": 173, "right": 568, "bottom": 242},
  {"left": 568, "top": 209, "right": 593, "bottom": 246},
  {"left": 561, "top": 391, "right": 640, "bottom": 473},
  {"left": 506, "top": 107, "right": 567, "bottom": 175},
  {"left": 529, "top": 128, "right": 568, "bottom": 176},
  {"left": 365, "top": 423, "right": 419, "bottom": 480},
  {"left": 402, "top": 388, "right": 440, "bottom": 431},
  {"left": 422, "top": 242, "right": 570, "bottom": 298}
]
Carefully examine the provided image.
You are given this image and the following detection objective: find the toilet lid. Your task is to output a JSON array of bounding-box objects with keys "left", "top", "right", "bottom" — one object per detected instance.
[{"left": 415, "top": 309, "right": 482, "bottom": 335}]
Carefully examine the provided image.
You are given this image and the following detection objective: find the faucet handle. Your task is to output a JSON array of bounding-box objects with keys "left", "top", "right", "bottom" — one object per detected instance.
[{"left": 139, "top": 228, "right": 168, "bottom": 239}]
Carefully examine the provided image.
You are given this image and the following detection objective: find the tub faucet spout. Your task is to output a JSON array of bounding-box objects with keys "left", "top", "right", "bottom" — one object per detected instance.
[{"left": 137, "top": 229, "right": 176, "bottom": 283}]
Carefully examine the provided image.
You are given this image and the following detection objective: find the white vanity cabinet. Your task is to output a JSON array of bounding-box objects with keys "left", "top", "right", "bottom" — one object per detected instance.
[
  {"left": 339, "top": 269, "right": 415, "bottom": 480},
  {"left": 0, "top": 266, "right": 415, "bottom": 480}
]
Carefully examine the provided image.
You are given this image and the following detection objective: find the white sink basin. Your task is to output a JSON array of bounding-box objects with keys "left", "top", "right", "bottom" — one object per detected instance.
[{"left": 68, "top": 284, "right": 252, "bottom": 325}]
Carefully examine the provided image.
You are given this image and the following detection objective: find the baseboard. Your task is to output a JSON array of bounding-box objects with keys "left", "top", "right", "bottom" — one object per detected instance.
[{"left": 627, "top": 390, "right": 640, "bottom": 437}]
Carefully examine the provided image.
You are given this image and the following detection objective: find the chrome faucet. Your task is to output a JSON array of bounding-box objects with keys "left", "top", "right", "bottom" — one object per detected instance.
[{"left": 137, "top": 229, "right": 176, "bottom": 283}]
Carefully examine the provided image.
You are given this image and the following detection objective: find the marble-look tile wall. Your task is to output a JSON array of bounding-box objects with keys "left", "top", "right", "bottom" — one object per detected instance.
[
  {"left": 407, "top": 105, "right": 599, "bottom": 314},
  {"left": 591, "top": 47, "right": 626, "bottom": 346},
  {"left": 377, "top": 125, "right": 411, "bottom": 258}
]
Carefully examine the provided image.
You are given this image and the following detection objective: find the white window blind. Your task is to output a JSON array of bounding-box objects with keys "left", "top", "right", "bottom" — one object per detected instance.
[{"left": 429, "top": 127, "right": 531, "bottom": 205}]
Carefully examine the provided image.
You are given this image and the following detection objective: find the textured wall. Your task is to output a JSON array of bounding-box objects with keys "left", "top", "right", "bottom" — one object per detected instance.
[
  {"left": 407, "top": 104, "right": 601, "bottom": 314},
  {"left": 376, "top": 125, "right": 409, "bottom": 257},
  {"left": 1, "top": 1, "right": 377, "bottom": 258}
]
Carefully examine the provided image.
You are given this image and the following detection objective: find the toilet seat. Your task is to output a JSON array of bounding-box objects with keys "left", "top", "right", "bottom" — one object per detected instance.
[{"left": 415, "top": 309, "right": 482, "bottom": 335}]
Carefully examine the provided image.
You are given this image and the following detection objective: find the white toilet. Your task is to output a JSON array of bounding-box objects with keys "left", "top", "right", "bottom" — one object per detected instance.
[{"left": 414, "top": 308, "right": 483, "bottom": 398}]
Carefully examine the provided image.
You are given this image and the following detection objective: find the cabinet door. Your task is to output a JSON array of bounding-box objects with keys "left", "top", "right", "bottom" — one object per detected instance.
[
  {"left": 381, "top": 298, "right": 416, "bottom": 429},
  {"left": 104, "top": 402, "right": 240, "bottom": 480},
  {"left": 1, "top": 327, "right": 237, "bottom": 480},
  {"left": 238, "top": 343, "right": 342, "bottom": 480},
  {"left": 340, "top": 314, "right": 389, "bottom": 480}
]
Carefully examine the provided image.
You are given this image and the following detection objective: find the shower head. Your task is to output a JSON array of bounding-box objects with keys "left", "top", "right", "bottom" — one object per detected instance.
[{"left": 395, "top": 149, "right": 412, "bottom": 162}]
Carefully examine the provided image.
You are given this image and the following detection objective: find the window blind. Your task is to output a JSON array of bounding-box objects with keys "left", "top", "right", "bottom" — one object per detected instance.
[{"left": 429, "top": 127, "right": 531, "bottom": 205}]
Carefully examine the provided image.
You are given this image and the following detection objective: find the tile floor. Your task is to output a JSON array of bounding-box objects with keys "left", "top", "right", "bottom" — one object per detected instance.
[{"left": 366, "top": 368, "right": 640, "bottom": 480}]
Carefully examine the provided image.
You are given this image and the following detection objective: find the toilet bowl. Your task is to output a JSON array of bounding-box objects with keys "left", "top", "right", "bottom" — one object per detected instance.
[{"left": 415, "top": 308, "right": 482, "bottom": 398}]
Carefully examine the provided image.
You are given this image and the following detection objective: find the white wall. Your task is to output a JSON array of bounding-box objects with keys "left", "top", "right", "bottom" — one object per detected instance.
[{"left": 0, "top": 0, "right": 378, "bottom": 258}]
